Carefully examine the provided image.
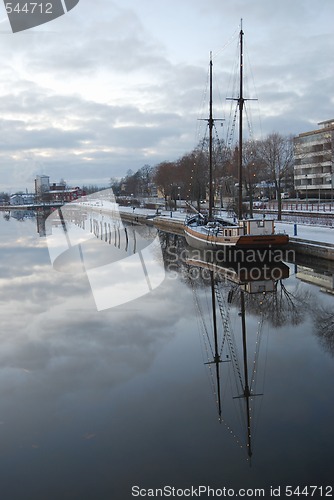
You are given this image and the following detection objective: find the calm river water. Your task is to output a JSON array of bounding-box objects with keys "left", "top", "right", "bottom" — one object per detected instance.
[{"left": 0, "top": 210, "right": 333, "bottom": 500}]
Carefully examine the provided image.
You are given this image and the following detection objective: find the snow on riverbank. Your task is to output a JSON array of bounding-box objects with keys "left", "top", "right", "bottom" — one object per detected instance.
[{"left": 80, "top": 199, "right": 334, "bottom": 246}]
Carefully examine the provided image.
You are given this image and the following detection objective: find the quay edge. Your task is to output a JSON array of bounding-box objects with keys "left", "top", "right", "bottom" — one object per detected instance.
[
  {"left": 118, "top": 211, "right": 334, "bottom": 262},
  {"left": 287, "top": 238, "right": 334, "bottom": 262},
  {"left": 118, "top": 211, "right": 185, "bottom": 235},
  {"left": 2, "top": 205, "right": 333, "bottom": 262}
]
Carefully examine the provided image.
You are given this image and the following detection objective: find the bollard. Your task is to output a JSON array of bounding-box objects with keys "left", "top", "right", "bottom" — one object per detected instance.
[{"left": 294, "top": 223, "right": 297, "bottom": 236}]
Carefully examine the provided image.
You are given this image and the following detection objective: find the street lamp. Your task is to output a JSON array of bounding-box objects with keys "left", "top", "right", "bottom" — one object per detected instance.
[{"left": 328, "top": 173, "right": 334, "bottom": 206}]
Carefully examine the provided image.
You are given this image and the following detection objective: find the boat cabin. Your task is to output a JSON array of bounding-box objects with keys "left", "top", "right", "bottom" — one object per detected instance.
[{"left": 239, "top": 219, "right": 274, "bottom": 236}]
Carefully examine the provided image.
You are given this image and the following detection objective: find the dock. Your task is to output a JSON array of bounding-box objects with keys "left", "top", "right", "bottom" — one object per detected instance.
[
  {"left": 2, "top": 203, "right": 334, "bottom": 262},
  {"left": 117, "top": 209, "right": 334, "bottom": 262}
]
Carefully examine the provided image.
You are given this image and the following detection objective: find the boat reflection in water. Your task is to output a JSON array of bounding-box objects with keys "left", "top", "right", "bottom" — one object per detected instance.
[{"left": 185, "top": 248, "right": 289, "bottom": 461}]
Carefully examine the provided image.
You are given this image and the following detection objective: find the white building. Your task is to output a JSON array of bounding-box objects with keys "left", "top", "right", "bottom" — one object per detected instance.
[
  {"left": 294, "top": 120, "right": 334, "bottom": 199},
  {"left": 35, "top": 175, "right": 50, "bottom": 200},
  {"left": 10, "top": 193, "right": 35, "bottom": 205}
]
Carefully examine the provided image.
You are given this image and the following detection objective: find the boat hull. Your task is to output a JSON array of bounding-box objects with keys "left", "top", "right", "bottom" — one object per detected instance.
[
  {"left": 184, "top": 225, "right": 289, "bottom": 250},
  {"left": 236, "top": 234, "right": 289, "bottom": 248}
]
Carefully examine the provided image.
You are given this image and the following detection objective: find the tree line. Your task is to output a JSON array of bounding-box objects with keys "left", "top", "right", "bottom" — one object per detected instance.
[{"left": 111, "top": 132, "right": 294, "bottom": 219}]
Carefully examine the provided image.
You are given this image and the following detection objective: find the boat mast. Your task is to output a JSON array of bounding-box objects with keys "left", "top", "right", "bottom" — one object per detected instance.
[
  {"left": 209, "top": 52, "right": 214, "bottom": 220},
  {"left": 227, "top": 20, "right": 246, "bottom": 220},
  {"left": 234, "top": 289, "right": 263, "bottom": 461},
  {"left": 238, "top": 20, "right": 244, "bottom": 221},
  {"left": 236, "top": 20, "right": 257, "bottom": 219},
  {"left": 205, "top": 270, "right": 230, "bottom": 421},
  {"left": 240, "top": 290, "right": 252, "bottom": 458},
  {"left": 205, "top": 52, "right": 223, "bottom": 219},
  {"left": 204, "top": 270, "right": 222, "bottom": 419}
]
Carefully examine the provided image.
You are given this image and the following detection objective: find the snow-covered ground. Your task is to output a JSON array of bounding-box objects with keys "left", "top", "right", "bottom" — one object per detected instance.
[
  {"left": 79, "top": 200, "right": 334, "bottom": 246},
  {"left": 275, "top": 221, "right": 334, "bottom": 245},
  {"left": 120, "top": 207, "right": 334, "bottom": 245}
]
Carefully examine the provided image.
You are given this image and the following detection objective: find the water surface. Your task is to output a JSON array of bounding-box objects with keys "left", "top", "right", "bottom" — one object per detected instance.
[{"left": 0, "top": 211, "right": 333, "bottom": 499}]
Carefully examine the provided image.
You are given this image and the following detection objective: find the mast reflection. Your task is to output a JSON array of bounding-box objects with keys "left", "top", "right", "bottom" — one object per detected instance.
[{"left": 186, "top": 249, "right": 289, "bottom": 461}]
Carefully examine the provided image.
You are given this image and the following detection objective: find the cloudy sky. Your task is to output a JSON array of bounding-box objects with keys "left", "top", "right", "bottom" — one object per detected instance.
[{"left": 0, "top": 0, "right": 333, "bottom": 192}]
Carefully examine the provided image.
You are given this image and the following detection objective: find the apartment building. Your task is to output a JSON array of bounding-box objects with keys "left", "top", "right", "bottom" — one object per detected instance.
[{"left": 294, "top": 119, "right": 334, "bottom": 199}]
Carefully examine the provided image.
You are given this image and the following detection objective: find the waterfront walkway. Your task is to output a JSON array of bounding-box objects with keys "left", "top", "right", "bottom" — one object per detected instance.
[
  {"left": 3, "top": 198, "right": 334, "bottom": 252},
  {"left": 115, "top": 205, "right": 334, "bottom": 246},
  {"left": 276, "top": 221, "right": 334, "bottom": 245}
]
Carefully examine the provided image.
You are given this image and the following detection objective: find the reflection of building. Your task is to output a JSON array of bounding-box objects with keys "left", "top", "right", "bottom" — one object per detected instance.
[
  {"left": 296, "top": 265, "right": 334, "bottom": 295},
  {"left": 36, "top": 210, "right": 52, "bottom": 237},
  {"left": 294, "top": 120, "right": 334, "bottom": 199},
  {"left": 10, "top": 193, "right": 35, "bottom": 205},
  {"left": 35, "top": 175, "right": 85, "bottom": 203},
  {"left": 9, "top": 210, "right": 35, "bottom": 220}
]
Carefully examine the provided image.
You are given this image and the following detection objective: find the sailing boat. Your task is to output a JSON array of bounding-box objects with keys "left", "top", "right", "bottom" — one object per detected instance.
[{"left": 184, "top": 24, "right": 289, "bottom": 250}]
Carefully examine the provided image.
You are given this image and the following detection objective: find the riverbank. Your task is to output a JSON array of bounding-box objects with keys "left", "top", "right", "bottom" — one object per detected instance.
[
  {"left": 3, "top": 201, "right": 334, "bottom": 261},
  {"left": 117, "top": 206, "right": 334, "bottom": 262}
]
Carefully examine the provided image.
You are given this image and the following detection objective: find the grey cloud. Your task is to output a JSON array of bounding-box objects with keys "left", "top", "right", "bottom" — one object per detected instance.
[{"left": 0, "top": 0, "right": 333, "bottom": 190}]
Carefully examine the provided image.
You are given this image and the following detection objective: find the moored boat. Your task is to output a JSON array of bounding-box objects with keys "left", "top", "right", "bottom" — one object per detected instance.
[{"left": 185, "top": 215, "right": 288, "bottom": 249}]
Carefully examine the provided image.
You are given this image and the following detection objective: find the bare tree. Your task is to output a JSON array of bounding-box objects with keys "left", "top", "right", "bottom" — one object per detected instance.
[
  {"left": 258, "top": 133, "right": 294, "bottom": 220},
  {"left": 138, "top": 164, "right": 154, "bottom": 196},
  {"left": 154, "top": 161, "right": 178, "bottom": 209},
  {"left": 180, "top": 147, "right": 208, "bottom": 211},
  {"left": 242, "top": 140, "right": 264, "bottom": 217}
]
